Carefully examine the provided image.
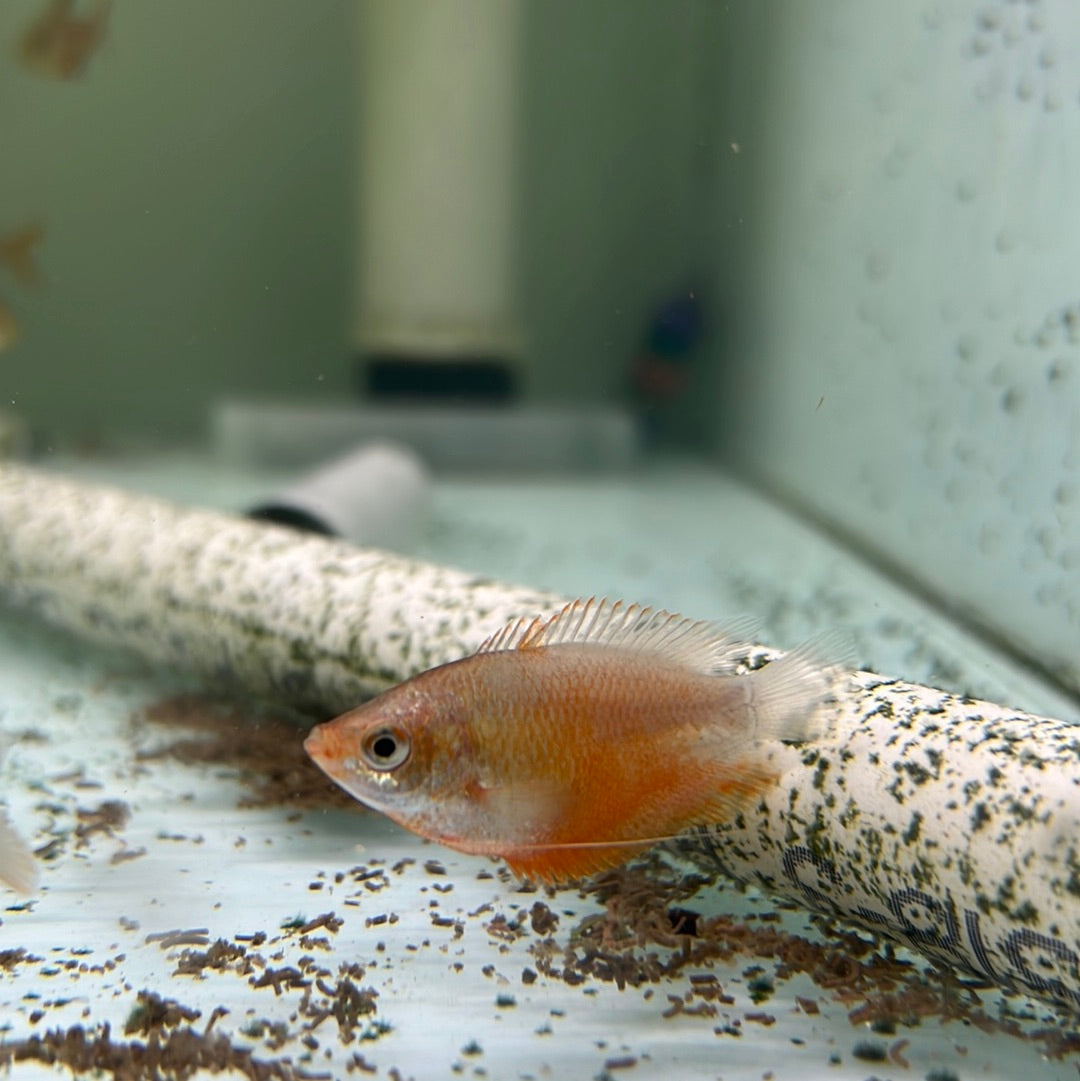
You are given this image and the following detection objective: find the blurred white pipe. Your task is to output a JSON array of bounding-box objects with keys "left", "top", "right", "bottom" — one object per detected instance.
[{"left": 354, "top": 0, "right": 522, "bottom": 359}]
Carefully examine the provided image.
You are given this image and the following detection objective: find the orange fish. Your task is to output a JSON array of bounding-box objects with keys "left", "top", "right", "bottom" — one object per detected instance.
[
  {"left": 18, "top": 0, "right": 110, "bottom": 81},
  {"left": 305, "top": 598, "right": 840, "bottom": 883},
  {"left": 0, "top": 302, "right": 18, "bottom": 352},
  {"left": 0, "top": 223, "right": 45, "bottom": 289}
]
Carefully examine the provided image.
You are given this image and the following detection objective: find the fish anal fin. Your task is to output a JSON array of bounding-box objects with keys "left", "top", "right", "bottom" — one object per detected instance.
[
  {"left": 500, "top": 765, "right": 777, "bottom": 885},
  {"left": 685, "top": 770, "right": 777, "bottom": 829},
  {"left": 504, "top": 839, "right": 655, "bottom": 885}
]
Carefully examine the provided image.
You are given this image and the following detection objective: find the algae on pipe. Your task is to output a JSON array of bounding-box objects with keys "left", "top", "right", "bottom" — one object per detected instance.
[{"left": 0, "top": 464, "right": 1076, "bottom": 1014}]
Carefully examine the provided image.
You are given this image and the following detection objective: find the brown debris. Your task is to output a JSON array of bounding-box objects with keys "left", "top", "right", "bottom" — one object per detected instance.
[
  {"left": 743, "top": 1011, "right": 776, "bottom": 1026},
  {"left": 529, "top": 855, "right": 1080, "bottom": 1057},
  {"left": 136, "top": 694, "right": 359, "bottom": 810},
  {"left": 145, "top": 929, "right": 211, "bottom": 950},
  {"left": 74, "top": 799, "right": 130, "bottom": 846},
  {"left": 174, "top": 939, "right": 252, "bottom": 978},
  {"left": 123, "top": 991, "right": 200, "bottom": 1036},
  {"left": 109, "top": 846, "right": 147, "bottom": 864},
  {"left": 888, "top": 1037, "right": 911, "bottom": 1069},
  {"left": 0, "top": 947, "right": 42, "bottom": 970},
  {"left": 0, "top": 1018, "right": 316, "bottom": 1080},
  {"left": 251, "top": 967, "right": 310, "bottom": 996},
  {"left": 294, "top": 912, "right": 343, "bottom": 936},
  {"left": 300, "top": 968, "right": 381, "bottom": 1044},
  {"left": 528, "top": 901, "right": 559, "bottom": 935}
]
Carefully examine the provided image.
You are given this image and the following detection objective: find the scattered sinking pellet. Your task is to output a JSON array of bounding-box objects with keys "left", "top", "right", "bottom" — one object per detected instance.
[
  {"left": 250, "top": 967, "right": 310, "bottom": 996},
  {"left": 529, "top": 901, "right": 559, "bottom": 935},
  {"left": 0, "top": 948, "right": 42, "bottom": 970},
  {"left": 302, "top": 972, "right": 380, "bottom": 1043},
  {"left": 203, "top": 1006, "right": 229, "bottom": 1033},
  {"left": 173, "top": 939, "right": 252, "bottom": 978},
  {"left": 144, "top": 929, "right": 211, "bottom": 949},
  {"left": 430, "top": 914, "right": 464, "bottom": 938},
  {"left": 297, "top": 913, "right": 343, "bottom": 936},
  {"left": 889, "top": 1037, "right": 911, "bottom": 1068},
  {"left": 109, "top": 846, "right": 146, "bottom": 865},
  {"left": 743, "top": 1011, "right": 776, "bottom": 1026},
  {"left": 852, "top": 1038, "right": 888, "bottom": 1062},
  {"left": 485, "top": 914, "right": 525, "bottom": 942},
  {"left": 74, "top": 799, "right": 130, "bottom": 846},
  {"left": 123, "top": 990, "right": 200, "bottom": 1035}
]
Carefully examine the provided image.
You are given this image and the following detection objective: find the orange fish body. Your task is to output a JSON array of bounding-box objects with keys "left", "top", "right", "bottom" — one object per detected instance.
[
  {"left": 305, "top": 599, "right": 837, "bottom": 882},
  {"left": 19, "top": 0, "right": 110, "bottom": 81},
  {"left": 0, "top": 224, "right": 44, "bottom": 289}
]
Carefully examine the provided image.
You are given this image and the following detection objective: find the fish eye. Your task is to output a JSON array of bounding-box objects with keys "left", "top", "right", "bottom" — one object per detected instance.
[{"left": 361, "top": 725, "right": 410, "bottom": 771}]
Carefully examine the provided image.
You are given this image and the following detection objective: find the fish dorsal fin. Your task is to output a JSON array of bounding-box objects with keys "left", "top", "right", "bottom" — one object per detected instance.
[{"left": 476, "top": 597, "right": 759, "bottom": 675}]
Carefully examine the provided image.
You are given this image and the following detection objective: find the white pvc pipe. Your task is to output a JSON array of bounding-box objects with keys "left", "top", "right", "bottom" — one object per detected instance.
[
  {"left": 354, "top": 0, "right": 522, "bottom": 358},
  {"left": 0, "top": 464, "right": 1076, "bottom": 1014}
]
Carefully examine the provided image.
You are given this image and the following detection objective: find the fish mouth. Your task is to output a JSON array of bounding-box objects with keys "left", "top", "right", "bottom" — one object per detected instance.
[
  {"left": 303, "top": 723, "right": 339, "bottom": 775},
  {"left": 304, "top": 722, "right": 405, "bottom": 820}
]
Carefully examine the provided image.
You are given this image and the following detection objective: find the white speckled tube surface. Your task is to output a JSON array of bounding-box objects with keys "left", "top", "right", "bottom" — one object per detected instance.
[
  {"left": 0, "top": 464, "right": 1077, "bottom": 1013},
  {"left": 0, "top": 465, "right": 560, "bottom": 714}
]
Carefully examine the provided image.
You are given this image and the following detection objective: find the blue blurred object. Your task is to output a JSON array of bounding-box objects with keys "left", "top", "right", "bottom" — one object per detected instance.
[
  {"left": 632, "top": 290, "right": 705, "bottom": 446},
  {"left": 648, "top": 293, "right": 703, "bottom": 357}
]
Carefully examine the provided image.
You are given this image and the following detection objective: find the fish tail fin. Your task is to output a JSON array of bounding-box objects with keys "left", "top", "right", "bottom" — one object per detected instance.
[
  {"left": 742, "top": 631, "right": 853, "bottom": 744},
  {"left": 0, "top": 808, "right": 38, "bottom": 895}
]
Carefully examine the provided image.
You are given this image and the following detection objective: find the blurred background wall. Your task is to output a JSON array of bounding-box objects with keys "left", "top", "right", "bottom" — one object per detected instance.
[
  {"left": 720, "top": 3, "right": 1080, "bottom": 694},
  {"left": 0, "top": 0, "right": 740, "bottom": 444}
]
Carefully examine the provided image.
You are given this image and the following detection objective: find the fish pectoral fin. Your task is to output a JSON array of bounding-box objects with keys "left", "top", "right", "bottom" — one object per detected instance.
[
  {"left": 467, "top": 776, "right": 571, "bottom": 835},
  {"left": 687, "top": 760, "right": 781, "bottom": 827}
]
